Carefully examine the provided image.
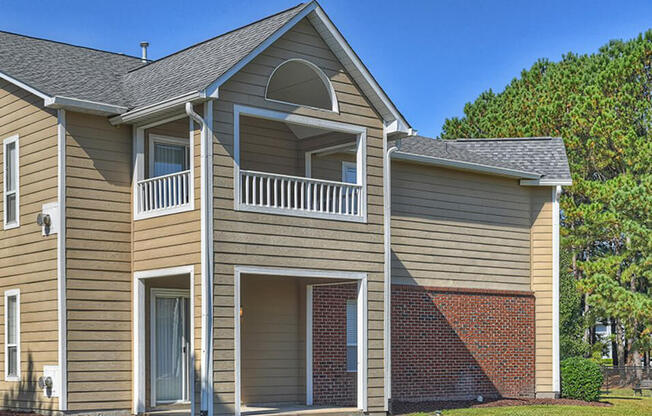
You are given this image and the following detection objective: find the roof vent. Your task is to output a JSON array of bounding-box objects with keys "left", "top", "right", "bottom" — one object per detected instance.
[{"left": 140, "top": 41, "right": 149, "bottom": 62}]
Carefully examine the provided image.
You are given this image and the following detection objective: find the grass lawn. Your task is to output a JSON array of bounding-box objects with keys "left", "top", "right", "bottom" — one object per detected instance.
[{"left": 407, "top": 390, "right": 652, "bottom": 415}]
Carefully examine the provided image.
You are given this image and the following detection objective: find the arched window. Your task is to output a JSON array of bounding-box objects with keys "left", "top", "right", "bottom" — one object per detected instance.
[{"left": 265, "top": 59, "right": 338, "bottom": 111}]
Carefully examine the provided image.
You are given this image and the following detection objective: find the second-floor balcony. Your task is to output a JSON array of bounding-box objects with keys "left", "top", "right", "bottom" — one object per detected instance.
[{"left": 136, "top": 169, "right": 192, "bottom": 215}]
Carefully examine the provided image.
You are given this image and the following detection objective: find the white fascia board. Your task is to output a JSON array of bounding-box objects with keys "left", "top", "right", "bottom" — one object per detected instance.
[
  {"left": 44, "top": 96, "right": 127, "bottom": 115},
  {"left": 309, "top": 5, "right": 411, "bottom": 133},
  {"left": 520, "top": 178, "right": 573, "bottom": 186},
  {"left": 109, "top": 91, "right": 205, "bottom": 125},
  {"left": 393, "top": 151, "right": 542, "bottom": 179},
  {"left": 0, "top": 70, "right": 51, "bottom": 100},
  {"left": 200, "top": 2, "right": 317, "bottom": 100}
]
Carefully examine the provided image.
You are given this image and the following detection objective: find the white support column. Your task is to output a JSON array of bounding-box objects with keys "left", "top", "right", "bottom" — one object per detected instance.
[
  {"left": 357, "top": 278, "right": 368, "bottom": 412},
  {"left": 306, "top": 285, "right": 313, "bottom": 405},
  {"left": 56, "top": 109, "right": 67, "bottom": 411}
]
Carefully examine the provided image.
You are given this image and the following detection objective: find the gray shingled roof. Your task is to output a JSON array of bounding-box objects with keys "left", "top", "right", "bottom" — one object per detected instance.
[
  {"left": 397, "top": 136, "right": 571, "bottom": 181},
  {"left": 121, "top": 3, "right": 308, "bottom": 108},
  {"left": 0, "top": 3, "right": 307, "bottom": 110},
  {"left": 0, "top": 31, "right": 143, "bottom": 106}
]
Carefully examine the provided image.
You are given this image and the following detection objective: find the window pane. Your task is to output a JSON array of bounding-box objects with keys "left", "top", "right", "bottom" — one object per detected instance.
[
  {"left": 5, "top": 142, "right": 15, "bottom": 192},
  {"left": 346, "top": 299, "right": 357, "bottom": 345},
  {"left": 153, "top": 143, "right": 187, "bottom": 177},
  {"left": 5, "top": 193, "right": 15, "bottom": 223},
  {"left": 342, "top": 165, "right": 357, "bottom": 184},
  {"left": 346, "top": 345, "right": 357, "bottom": 372},
  {"left": 7, "top": 346, "right": 17, "bottom": 377},
  {"left": 7, "top": 295, "right": 16, "bottom": 344}
]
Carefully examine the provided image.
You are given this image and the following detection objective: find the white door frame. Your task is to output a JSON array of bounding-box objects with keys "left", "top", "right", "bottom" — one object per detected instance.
[
  {"left": 134, "top": 265, "right": 195, "bottom": 415},
  {"left": 150, "top": 288, "right": 191, "bottom": 406},
  {"left": 234, "top": 266, "right": 368, "bottom": 416}
]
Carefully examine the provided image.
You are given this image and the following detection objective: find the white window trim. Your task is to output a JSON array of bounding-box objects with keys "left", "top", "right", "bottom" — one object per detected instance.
[
  {"left": 3, "top": 134, "right": 19, "bottom": 229},
  {"left": 233, "top": 104, "right": 367, "bottom": 223},
  {"left": 4, "top": 289, "right": 20, "bottom": 381},
  {"left": 148, "top": 134, "right": 191, "bottom": 178},
  {"left": 264, "top": 58, "right": 339, "bottom": 113}
]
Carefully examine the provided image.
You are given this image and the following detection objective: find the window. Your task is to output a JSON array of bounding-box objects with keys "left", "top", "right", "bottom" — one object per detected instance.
[
  {"left": 341, "top": 161, "right": 357, "bottom": 184},
  {"left": 346, "top": 299, "right": 357, "bottom": 372},
  {"left": 4, "top": 289, "right": 20, "bottom": 381},
  {"left": 266, "top": 59, "right": 338, "bottom": 111},
  {"left": 3, "top": 135, "right": 19, "bottom": 229},
  {"left": 149, "top": 135, "right": 190, "bottom": 178}
]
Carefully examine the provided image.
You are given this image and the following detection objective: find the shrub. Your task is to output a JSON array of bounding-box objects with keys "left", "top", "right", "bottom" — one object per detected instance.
[{"left": 561, "top": 357, "right": 603, "bottom": 401}]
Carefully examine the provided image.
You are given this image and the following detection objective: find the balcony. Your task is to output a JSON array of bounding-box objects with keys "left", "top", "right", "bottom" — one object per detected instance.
[
  {"left": 136, "top": 169, "right": 192, "bottom": 217},
  {"left": 234, "top": 106, "right": 367, "bottom": 222},
  {"left": 239, "top": 170, "right": 362, "bottom": 219}
]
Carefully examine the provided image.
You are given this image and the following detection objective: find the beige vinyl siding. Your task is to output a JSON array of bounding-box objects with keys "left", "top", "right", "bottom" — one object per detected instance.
[
  {"left": 311, "top": 152, "right": 355, "bottom": 183},
  {"left": 0, "top": 81, "right": 59, "bottom": 411},
  {"left": 240, "top": 275, "right": 305, "bottom": 405},
  {"left": 213, "top": 17, "right": 386, "bottom": 415},
  {"left": 530, "top": 187, "right": 554, "bottom": 394},
  {"left": 240, "top": 116, "right": 300, "bottom": 176},
  {"left": 65, "top": 112, "right": 133, "bottom": 410},
  {"left": 391, "top": 162, "right": 532, "bottom": 292},
  {"left": 133, "top": 117, "right": 203, "bottom": 409}
]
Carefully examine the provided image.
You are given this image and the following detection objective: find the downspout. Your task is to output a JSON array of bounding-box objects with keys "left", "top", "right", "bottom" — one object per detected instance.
[
  {"left": 552, "top": 185, "right": 561, "bottom": 397},
  {"left": 186, "top": 102, "right": 214, "bottom": 416},
  {"left": 57, "top": 109, "right": 67, "bottom": 411},
  {"left": 383, "top": 134, "right": 399, "bottom": 412}
]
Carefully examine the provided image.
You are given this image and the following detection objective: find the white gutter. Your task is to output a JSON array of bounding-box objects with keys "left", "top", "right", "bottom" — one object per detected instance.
[
  {"left": 56, "top": 109, "right": 67, "bottom": 410},
  {"left": 383, "top": 134, "right": 398, "bottom": 412},
  {"left": 44, "top": 96, "right": 127, "bottom": 115},
  {"left": 112, "top": 91, "right": 207, "bottom": 125},
  {"left": 185, "top": 102, "right": 214, "bottom": 416},
  {"left": 552, "top": 185, "right": 561, "bottom": 396},
  {"left": 393, "top": 151, "right": 541, "bottom": 180},
  {"left": 520, "top": 178, "right": 573, "bottom": 186}
]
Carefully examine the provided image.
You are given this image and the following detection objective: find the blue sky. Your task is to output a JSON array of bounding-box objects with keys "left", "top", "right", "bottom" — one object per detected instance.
[{"left": 2, "top": 0, "right": 651, "bottom": 137}]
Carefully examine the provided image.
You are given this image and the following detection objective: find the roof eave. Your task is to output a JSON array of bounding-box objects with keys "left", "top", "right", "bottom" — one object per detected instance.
[
  {"left": 392, "top": 151, "right": 542, "bottom": 180},
  {"left": 109, "top": 90, "right": 207, "bottom": 125},
  {"left": 520, "top": 178, "right": 573, "bottom": 187},
  {"left": 44, "top": 96, "right": 128, "bottom": 116}
]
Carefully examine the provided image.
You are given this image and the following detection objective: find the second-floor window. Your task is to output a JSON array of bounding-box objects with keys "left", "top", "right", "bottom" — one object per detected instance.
[
  {"left": 150, "top": 136, "right": 189, "bottom": 178},
  {"left": 346, "top": 299, "right": 357, "bottom": 372},
  {"left": 3, "top": 135, "right": 19, "bottom": 229}
]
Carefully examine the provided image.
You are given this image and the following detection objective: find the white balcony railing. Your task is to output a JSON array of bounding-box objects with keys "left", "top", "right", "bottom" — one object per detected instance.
[
  {"left": 239, "top": 170, "right": 362, "bottom": 219},
  {"left": 136, "top": 170, "right": 191, "bottom": 216}
]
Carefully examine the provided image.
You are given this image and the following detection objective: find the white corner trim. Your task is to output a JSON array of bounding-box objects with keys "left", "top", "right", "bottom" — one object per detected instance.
[
  {"left": 233, "top": 266, "right": 367, "bottom": 416},
  {"left": 552, "top": 185, "right": 561, "bottom": 394},
  {"left": 264, "top": 58, "right": 340, "bottom": 113},
  {"left": 133, "top": 265, "right": 195, "bottom": 415},
  {"left": 306, "top": 285, "right": 313, "bottom": 406},
  {"left": 3, "top": 134, "right": 20, "bottom": 230},
  {"left": 4, "top": 289, "right": 20, "bottom": 382},
  {"left": 383, "top": 124, "right": 398, "bottom": 411},
  {"left": 521, "top": 178, "right": 573, "bottom": 186},
  {"left": 56, "top": 109, "right": 67, "bottom": 410}
]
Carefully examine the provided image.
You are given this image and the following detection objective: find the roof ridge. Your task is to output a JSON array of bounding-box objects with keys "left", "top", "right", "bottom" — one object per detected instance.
[
  {"left": 452, "top": 136, "right": 558, "bottom": 142},
  {"left": 126, "top": 2, "right": 307, "bottom": 74},
  {"left": 0, "top": 29, "right": 144, "bottom": 61}
]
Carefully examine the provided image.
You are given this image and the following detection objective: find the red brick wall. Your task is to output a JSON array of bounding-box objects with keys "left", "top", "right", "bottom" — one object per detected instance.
[
  {"left": 391, "top": 285, "right": 535, "bottom": 402},
  {"left": 312, "top": 284, "right": 357, "bottom": 406}
]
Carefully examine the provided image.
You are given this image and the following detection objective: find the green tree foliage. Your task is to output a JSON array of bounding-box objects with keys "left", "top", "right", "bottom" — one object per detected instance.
[
  {"left": 560, "top": 250, "right": 588, "bottom": 359},
  {"left": 441, "top": 31, "right": 652, "bottom": 364}
]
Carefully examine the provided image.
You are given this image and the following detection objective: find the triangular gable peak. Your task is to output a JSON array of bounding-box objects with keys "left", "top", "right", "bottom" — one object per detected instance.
[{"left": 112, "top": 1, "right": 411, "bottom": 134}]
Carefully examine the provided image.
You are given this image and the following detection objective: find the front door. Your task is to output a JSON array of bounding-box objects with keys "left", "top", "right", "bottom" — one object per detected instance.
[{"left": 151, "top": 289, "right": 190, "bottom": 405}]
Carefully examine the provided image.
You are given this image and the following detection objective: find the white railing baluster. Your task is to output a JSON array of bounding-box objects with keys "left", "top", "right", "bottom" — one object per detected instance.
[{"left": 136, "top": 170, "right": 192, "bottom": 216}]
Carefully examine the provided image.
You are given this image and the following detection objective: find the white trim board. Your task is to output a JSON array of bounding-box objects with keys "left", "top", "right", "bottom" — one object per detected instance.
[
  {"left": 56, "top": 109, "right": 67, "bottom": 409},
  {"left": 234, "top": 266, "right": 368, "bottom": 416},
  {"left": 552, "top": 186, "right": 561, "bottom": 395},
  {"left": 133, "top": 266, "right": 196, "bottom": 415}
]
